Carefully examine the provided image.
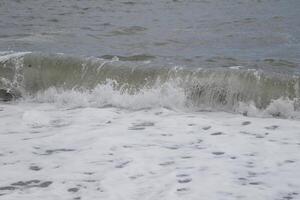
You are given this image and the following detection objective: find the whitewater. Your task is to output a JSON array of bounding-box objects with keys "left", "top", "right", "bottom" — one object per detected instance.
[
  {"left": 0, "top": 51, "right": 300, "bottom": 200},
  {"left": 0, "top": 101, "right": 299, "bottom": 200}
]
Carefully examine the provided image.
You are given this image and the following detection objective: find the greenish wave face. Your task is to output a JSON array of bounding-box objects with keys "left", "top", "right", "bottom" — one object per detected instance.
[{"left": 1, "top": 52, "right": 300, "bottom": 114}]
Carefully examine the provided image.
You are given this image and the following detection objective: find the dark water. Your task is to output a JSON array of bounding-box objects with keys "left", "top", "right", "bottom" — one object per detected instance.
[{"left": 0, "top": 0, "right": 300, "bottom": 70}]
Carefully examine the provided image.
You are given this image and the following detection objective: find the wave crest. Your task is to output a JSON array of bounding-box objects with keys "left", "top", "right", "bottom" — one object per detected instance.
[{"left": 1, "top": 52, "right": 300, "bottom": 118}]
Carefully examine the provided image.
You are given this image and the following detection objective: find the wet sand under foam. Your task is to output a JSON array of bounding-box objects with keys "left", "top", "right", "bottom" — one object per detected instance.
[{"left": 0, "top": 103, "right": 300, "bottom": 200}]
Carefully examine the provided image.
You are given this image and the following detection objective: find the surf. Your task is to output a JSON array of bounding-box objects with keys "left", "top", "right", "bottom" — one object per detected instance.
[{"left": 1, "top": 52, "right": 299, "bottom": 118}]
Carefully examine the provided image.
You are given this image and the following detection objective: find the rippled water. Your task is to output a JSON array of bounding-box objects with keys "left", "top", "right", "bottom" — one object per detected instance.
[{"left": 0, "top": 0, "right": 300, "bottom": 70}]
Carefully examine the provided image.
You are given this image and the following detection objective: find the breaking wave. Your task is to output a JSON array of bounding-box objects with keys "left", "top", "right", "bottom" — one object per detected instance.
[{"left": 1, "top": 52, "right": 300, "bottom": 118}]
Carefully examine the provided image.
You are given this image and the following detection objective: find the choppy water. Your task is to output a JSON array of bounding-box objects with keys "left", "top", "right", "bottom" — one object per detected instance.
[{"left": 0, "top": 0, "right": 300, "bottom": 67}]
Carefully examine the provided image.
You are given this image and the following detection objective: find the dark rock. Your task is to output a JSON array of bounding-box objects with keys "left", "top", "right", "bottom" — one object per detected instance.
[{"left": 0, "top": 89, "right": 13, "bottom": 101}]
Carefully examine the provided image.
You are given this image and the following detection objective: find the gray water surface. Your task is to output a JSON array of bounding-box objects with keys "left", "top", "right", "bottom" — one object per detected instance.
[{"left": 0, "top": 0, "right": 300, "bottom": 70}]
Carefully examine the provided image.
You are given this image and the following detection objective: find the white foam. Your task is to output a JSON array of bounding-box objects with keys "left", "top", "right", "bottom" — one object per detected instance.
[
  {"left": 265, "top": 98, "right": 297, "bottom": 118},
  {"left": 22, "top": 110, "right": 51, "bottom": 127},
  {"left": 229, "top": 66, "right": 244, "bottom": 69},
  {"left": 237, "top": 98, "right": 300, "bottom": 119},
  {"left": 0, "top": 102, "right": 300, "bottom": 199},
  {"left": 30, "top": 80, "right": 187, "bottom": 110},
  {"left": 0, "top": 51, "right": 30, "bottom": 62},
  {"left": 25, "top": 80, "right": 300, "bottom": 119}
]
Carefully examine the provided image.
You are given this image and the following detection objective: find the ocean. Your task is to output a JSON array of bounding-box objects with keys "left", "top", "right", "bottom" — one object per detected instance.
[{"left": 0, "top": 0, "right": 300, "bottom": 199}]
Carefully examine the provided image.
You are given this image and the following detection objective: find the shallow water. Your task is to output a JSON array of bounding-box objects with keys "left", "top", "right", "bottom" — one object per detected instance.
[{"left": 0, "top": 103, "right": 300, "bottom": 200}]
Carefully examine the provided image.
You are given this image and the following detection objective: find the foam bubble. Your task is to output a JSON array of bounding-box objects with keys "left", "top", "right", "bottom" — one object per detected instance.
[
  {"left": 0, "top": 51, "right": 30, "bottom": 62},
  {"left": 30, "top": 80, "right": 186, "bottom": 110},
  {"left": 24, "top": 80, "right": 300, "bottom": 119},
  {"left": 237, "top": 98, "right": 300, "bottom": 119},
  {"left": 265, "top": 98, "right": 298, "bottom": 118}
]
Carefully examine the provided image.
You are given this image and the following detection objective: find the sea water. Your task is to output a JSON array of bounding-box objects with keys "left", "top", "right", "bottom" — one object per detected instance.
[{"left": 0, "top": 0, "right": 300, "bottom": 199}]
